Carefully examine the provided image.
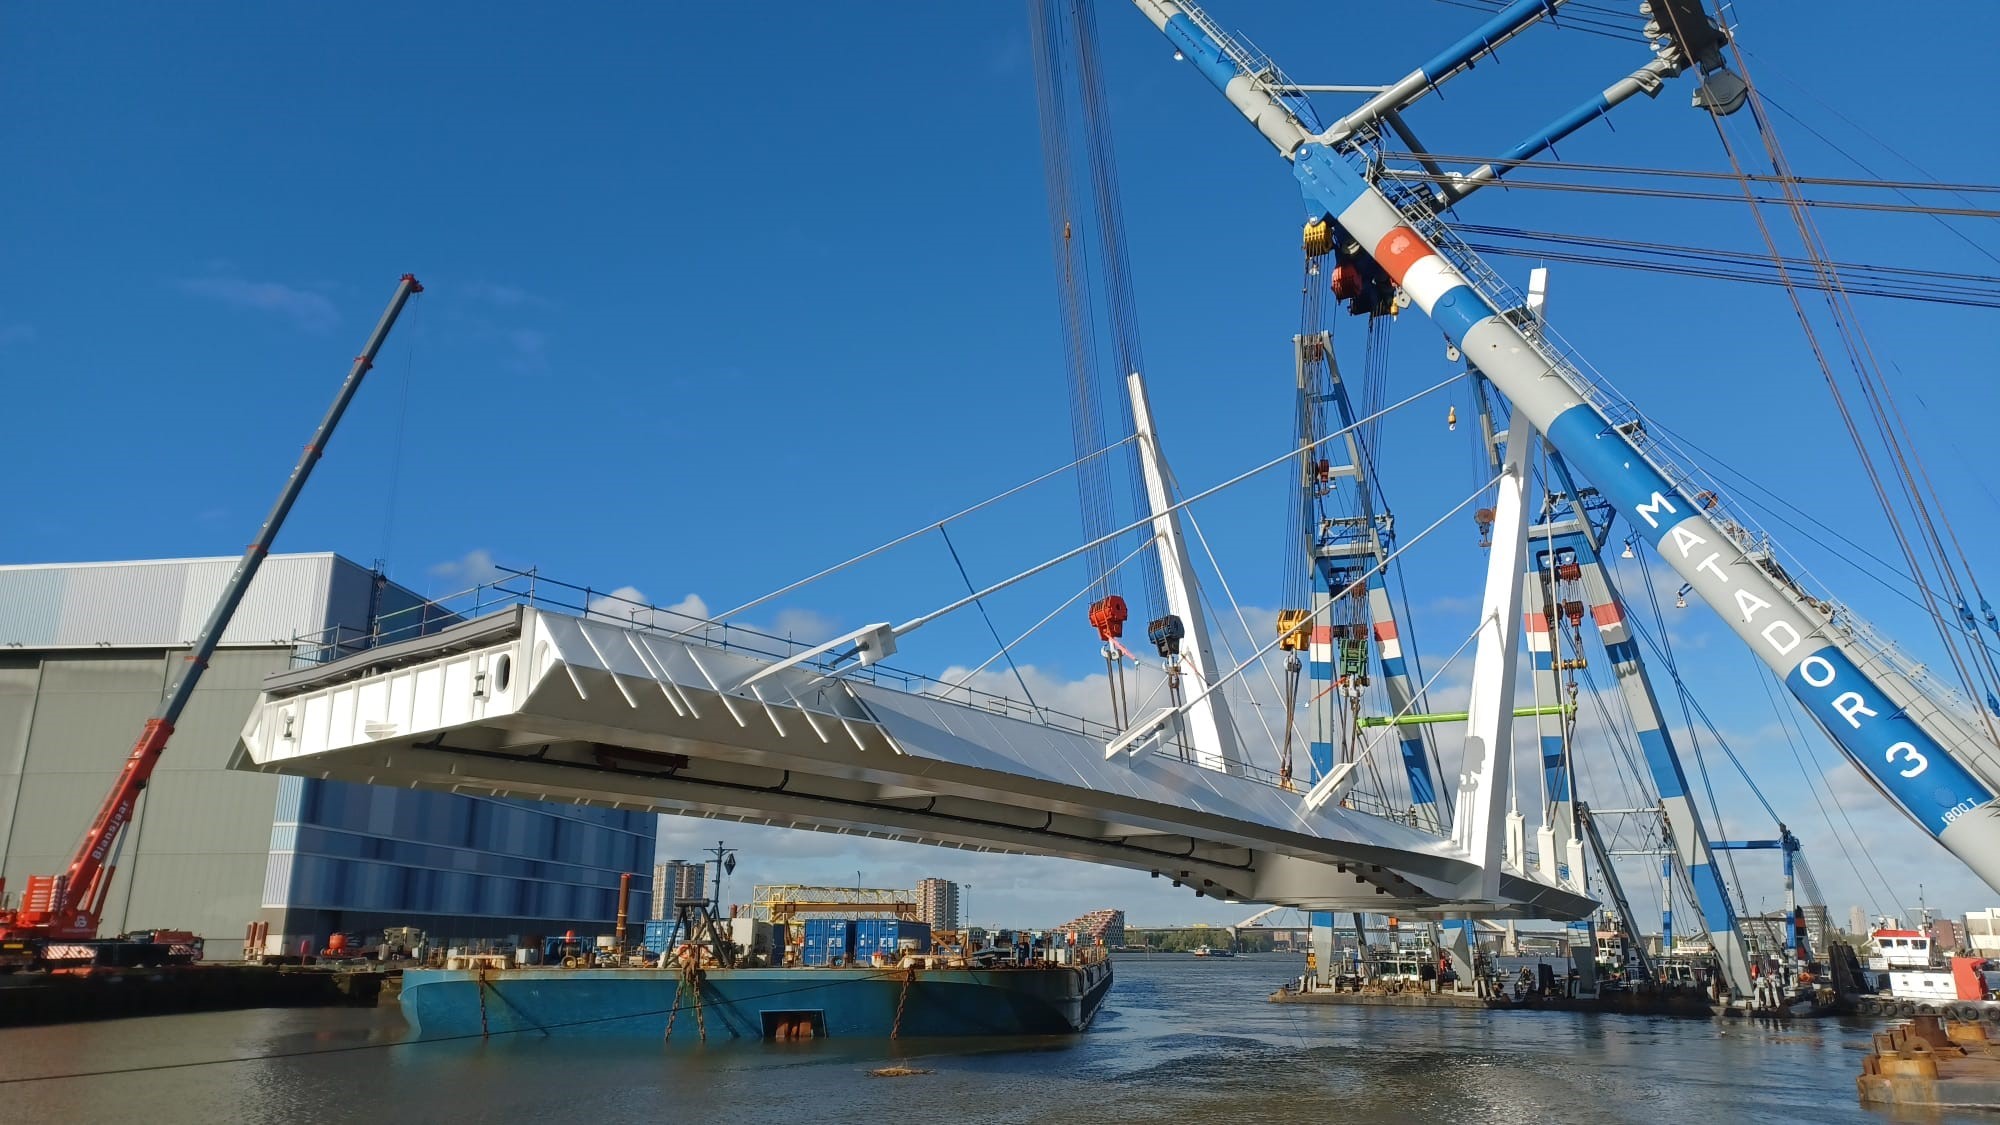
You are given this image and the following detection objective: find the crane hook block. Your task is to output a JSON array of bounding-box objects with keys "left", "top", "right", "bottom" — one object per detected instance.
[
  {"left": 1302, "top": 217, "right": 1334, "bottom": 258},
  {"left": 1147, "top": 615, "right": 1186, "bottom": 658},
  {"left": 1276, "top": 610, "right": 1312, "bottom": 652},
  {"left": 1088, "top": 595, "right": 1128, "bottom": 641}
]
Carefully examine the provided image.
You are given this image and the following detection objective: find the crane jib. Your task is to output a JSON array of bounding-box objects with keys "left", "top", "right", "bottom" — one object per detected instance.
[
  {"left": 1292, "top": 142, "right": 2000, "bottom": 844},
  {"left": 1544, "top": 400, "right": 1995, "bottom": 839}
]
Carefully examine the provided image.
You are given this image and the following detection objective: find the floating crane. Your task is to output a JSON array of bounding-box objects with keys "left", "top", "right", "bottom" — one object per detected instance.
[
  {"left": 0, "top": 275, "right": 421, "bottom": 968},
  {"left": 1127, "top": 0, "right": 2000, "bottom": 996}
]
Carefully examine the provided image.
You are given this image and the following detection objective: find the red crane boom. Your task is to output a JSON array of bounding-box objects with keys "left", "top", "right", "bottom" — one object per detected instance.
[{"left": 0, "top": 274, "right": 422, "bottom": 948}]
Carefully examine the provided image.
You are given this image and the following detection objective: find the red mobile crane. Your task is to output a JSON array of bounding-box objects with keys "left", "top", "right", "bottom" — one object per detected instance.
[{"left": 0, "top": 275, "right": 422, "bottom": 970}]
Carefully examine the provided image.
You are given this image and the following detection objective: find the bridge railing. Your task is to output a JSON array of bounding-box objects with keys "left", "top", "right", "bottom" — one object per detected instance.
[{"left": 286, "top": 567, "right": 1432, "bottom": 826}]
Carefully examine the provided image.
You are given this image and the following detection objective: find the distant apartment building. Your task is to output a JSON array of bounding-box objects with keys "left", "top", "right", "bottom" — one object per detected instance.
[
  {"left": 1849, "top": 905, "right": 1869, "bottom": 938},
  {"left": 917, "top": 877, "right": 960, "bottom": 931},
  {"left": 650, "top": 859, "right": 708, "bottom": 920},
  {"left": 1057, "top": 908, "right": 1126, "bottom": 947},
  {"left": 1932, "top": 918, "right": 1965, "bottom": 954},
  {"left": 1803, "top": 904, "right": 1830, "bottom": 955},
  {"left": 1966, "top": 909, "right": 2000, "bottom": 956}
]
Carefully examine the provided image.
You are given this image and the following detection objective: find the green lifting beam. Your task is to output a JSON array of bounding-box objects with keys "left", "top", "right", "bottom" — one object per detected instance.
[{"left": 1359, "top": 704, "right": 1574, "bottom": 729}]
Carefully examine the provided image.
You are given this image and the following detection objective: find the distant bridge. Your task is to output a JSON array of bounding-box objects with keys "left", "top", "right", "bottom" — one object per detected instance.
[{"left": 235, "top": 605, "right": 1593, "bottom": 919}]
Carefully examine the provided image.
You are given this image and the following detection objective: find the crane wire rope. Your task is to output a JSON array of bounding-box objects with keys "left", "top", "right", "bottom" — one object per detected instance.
[
  {"left": 1068, "top": 0, "right": 1169, "bottom": 616},
  {"left": 937, "top": 525, "right": 1045, "bottom": 723},
  {"left": 946, "top": 533, "right": 1159, "bottom": 691},
  {"left": 1151, "top": 468, "right": 1503, "bottom": 744},
  {"left": 1029, "top": 0, "right": 1121, "bottom": 606},
  {"left": 1377, "top": 149, "right": 2000, "bottom": 197},
  {"left": 1630, "top": 534, "right": 1751, "bottom": 914},
  {"left": 891, "top": 372, "right": 1470, "bottom": 645},
  {"left": 377, "top": 290, "right": 423, "bottom": 572},
  {"left": 1182, "top": 506, "right": 1293, "bottom": 772},
  {"left": 1678, "top": 10, "right": 2000, "bottom": 743},
  {"left": 1737, "top": 50, "right": 2000, "bottom": 271},
  {"left": 698, "top": 433, "right": 1136, "bottom": 630},
  {"left": 1748, "top": 649, "right": 1895, "bottom": 918},
  {"left": 1376, "top": 168, "right": 2000, "bottom": 219}
]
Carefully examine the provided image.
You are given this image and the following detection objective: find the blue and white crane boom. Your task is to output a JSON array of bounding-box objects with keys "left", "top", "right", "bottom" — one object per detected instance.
[{"left": 1125, "top": 0, "right": 2000, "bottom": 895}]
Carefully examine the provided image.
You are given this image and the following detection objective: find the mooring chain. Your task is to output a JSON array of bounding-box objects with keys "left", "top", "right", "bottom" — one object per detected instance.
[
  {"left": 663, "top": 973, "right": 685, "bottom": 1041},
  {"left": 475, "top": 966, "right": 491, "bottom": 1038},
  {"left": 688, "top": 962, "right": 708, "bottom": 1043},
  {"left": 890, "top": 965, "right": 917, "bottom": 1039}
]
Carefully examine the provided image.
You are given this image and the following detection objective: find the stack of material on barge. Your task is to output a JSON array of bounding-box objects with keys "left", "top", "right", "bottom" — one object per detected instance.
[{"left": 1858, "top": 1014, "right": 2000, "bottom": 1112}]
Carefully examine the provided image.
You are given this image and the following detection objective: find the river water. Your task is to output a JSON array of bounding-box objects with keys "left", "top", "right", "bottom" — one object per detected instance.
[{"left": 0, "top": 954, "right": 1967, "bottom": 1123}]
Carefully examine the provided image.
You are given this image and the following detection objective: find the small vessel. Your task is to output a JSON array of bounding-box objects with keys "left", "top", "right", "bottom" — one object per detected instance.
[{"left": 1191, "top": 945, "right": 1234, "bottom": 959}]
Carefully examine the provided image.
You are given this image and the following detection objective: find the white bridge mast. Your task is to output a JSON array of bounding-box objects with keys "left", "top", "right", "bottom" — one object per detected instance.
[{"left": 1128, "top": 370, "right": 1247, "bottom": 774}]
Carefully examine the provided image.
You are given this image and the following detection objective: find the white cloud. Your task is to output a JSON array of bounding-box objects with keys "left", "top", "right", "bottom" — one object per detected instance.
[
  {"left": 769, "top": 607, "right": 840, "bottom": 645},
  {"left": 504, "top": 328, "right": 549, "bottom": 374},
  {"left": 585, "top": 586, "right": 710, "bottom": 631},
  {"left": 176, "top": 274, "right": 338, "bottom": 333},
  {"left": 429, "top": 548, "right": 506, "bottom": 587},
  {"left": 463, "top": 281, "right": 551, "bottom": 309}
]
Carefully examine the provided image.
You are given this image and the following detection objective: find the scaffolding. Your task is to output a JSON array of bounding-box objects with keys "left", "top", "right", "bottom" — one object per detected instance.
[{"left": 750, "top": 885, "right": 918, "bottom": 923}]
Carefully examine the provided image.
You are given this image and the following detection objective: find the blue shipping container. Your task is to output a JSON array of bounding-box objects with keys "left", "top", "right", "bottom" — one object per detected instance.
[
  {"left": 802, "top": 919, "right": 855, "bottom": 966},
  {"left": 642, "top": 920, "right": 676, "bottom": 956},
  {"left": 853, "top": 919, "right": 932, "bottom": 959}
]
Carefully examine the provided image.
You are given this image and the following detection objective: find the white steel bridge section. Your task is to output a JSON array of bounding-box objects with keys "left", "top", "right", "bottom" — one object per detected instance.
[{"left": 235, "top": 605, "right": 1591, "bottom": 919}]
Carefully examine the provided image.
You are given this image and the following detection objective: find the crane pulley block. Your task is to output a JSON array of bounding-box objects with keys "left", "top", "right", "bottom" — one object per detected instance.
[
  {"left": 1147, "top": 614, "right": 1186, "bottom": 658},
  {"left": 1088, "top": 595, "right": 1129, "bottom": 641},
  {"left": 1276, "top": 609, "right": 1312, "bottom": 652},
  {"left": 1303, "top": 216, "right": 1335, "bottom": 258}
]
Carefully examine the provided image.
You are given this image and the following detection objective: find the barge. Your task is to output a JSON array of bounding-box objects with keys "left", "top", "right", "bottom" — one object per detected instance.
[{"left": 399, "top": 955, "right": 1112, "bottom": 1041}]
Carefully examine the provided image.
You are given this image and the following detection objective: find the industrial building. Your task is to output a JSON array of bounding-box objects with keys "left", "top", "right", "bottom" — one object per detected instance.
[
  {"left": 0, "top": 554, "right": 655, "bottom": 951},
  {"left": 918, "top": 877, "right": 960, "bottom": 931}
]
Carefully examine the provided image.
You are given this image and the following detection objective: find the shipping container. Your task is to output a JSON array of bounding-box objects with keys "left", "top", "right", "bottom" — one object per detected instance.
[
  {"left": 853, "top": 919, "right": 932, "bottom": 960},
  {"left": 802, "top": 919, "right": 856, "bottom": 966},
  {"left": 642, "top": 920, "right": 677, "bottom": 956}
]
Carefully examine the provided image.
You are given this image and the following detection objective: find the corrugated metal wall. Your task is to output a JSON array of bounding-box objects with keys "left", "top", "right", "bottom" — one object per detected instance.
[
  {"left": 0, "top": 648, "right": 287, "bottom": 944},
  {"left": 0, "top": 554, "right": 341, "bottom": 649}
]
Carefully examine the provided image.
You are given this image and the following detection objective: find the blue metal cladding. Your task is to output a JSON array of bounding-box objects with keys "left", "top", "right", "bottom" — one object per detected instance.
[{"left": 269, "top": 778, "right": 654, "bottom": 922}]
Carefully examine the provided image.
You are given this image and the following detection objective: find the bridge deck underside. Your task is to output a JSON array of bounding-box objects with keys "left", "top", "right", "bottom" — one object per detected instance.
[{"left": 235, "top": 607, "right": 1592, "bottom": 919}]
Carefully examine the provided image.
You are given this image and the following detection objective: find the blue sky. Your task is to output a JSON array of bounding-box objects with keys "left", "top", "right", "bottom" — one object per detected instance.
[{"left": 8, "top": 1, "right": 2000, "bottom": 930}]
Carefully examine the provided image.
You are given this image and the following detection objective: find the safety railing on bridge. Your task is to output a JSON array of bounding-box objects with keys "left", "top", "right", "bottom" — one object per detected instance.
[{"left": 286, "top": 567, "right": 1430, "bottom": 825}]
